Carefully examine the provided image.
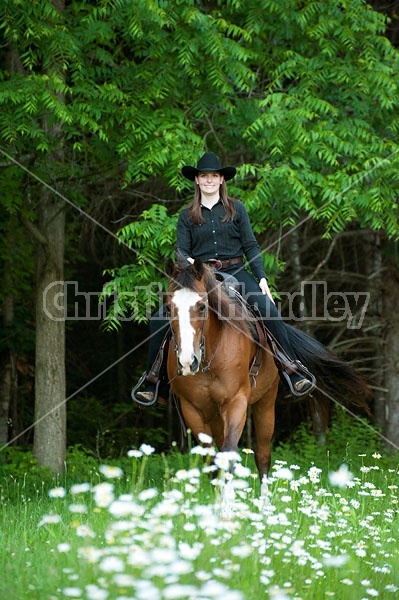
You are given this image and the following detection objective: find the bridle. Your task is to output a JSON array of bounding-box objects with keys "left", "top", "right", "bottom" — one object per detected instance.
[{"left": 169, "top": 292, "right": 221, "bottom": 374}]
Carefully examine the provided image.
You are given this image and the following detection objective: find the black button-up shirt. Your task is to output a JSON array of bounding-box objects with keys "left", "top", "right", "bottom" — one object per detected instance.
[{"left": 176, "top": 200, "right": 267, "bottom": 282}]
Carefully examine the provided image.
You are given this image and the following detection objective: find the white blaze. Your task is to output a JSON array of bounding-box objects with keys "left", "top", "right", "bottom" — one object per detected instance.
[{"left": 172, "top": 289, "right": 202, "bottom": 375}]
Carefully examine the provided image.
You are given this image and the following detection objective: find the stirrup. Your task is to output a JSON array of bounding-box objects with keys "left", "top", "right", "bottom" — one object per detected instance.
[
  {"left": 131, "top": 372, "right": 160, "bottom": 407},
  {"left": 281, "top": 362, "right": 317, "bottom": 398}
]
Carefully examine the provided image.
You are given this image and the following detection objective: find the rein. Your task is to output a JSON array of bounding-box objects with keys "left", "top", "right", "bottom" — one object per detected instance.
[{"left": 201, "top": 317, "right": 223, "bottom": 373}]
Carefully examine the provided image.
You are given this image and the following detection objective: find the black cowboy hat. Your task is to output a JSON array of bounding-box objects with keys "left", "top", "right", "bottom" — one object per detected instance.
[{"left": 181, "top": 152, "right": 236, "bottom": 181}]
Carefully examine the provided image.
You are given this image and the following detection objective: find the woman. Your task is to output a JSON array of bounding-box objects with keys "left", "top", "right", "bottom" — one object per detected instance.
[{"left": 135, "top": 152, "right": 314, "bottom": 405}]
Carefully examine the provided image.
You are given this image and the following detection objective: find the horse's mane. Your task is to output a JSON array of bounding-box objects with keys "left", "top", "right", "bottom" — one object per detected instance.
[{"left": 168, "top": 262, "right": 250, "bottom": 336}]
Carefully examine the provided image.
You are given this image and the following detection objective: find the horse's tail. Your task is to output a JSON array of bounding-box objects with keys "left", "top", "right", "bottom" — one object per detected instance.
[{"left": 283, "top": 323, "right": 372, "bottom": 414}]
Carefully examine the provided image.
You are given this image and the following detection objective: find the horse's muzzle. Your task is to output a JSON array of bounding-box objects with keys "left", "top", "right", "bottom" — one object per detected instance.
[{"left": 177, "top": 354, "right": 200, "bottom": 376}]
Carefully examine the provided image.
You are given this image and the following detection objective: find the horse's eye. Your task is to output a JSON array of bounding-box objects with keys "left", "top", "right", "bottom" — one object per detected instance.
[{"left": 198, "top": 303, "right": 206, "bottom": 313}]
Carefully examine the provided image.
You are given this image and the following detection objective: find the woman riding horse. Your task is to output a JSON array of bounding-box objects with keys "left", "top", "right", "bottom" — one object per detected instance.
[{"left": 136, "top": 152, "right": 315, "bottom": 405}]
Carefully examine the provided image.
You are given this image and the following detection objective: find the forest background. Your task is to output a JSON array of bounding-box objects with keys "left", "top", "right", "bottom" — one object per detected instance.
[{"left": 1, "top": 0, "right": 399, "bottom": 473}]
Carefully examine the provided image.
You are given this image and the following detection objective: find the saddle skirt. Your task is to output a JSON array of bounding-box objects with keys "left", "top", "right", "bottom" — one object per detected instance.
[
  {"left": 215, "top": 272, "right": 266, "bottom": 346},
  {"left": 215, "top": 272, "right": 266, "bottom": 385}
]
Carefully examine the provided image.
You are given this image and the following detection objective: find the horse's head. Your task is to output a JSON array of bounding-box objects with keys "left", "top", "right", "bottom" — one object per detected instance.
[{"left": 166, "top": 258, "right": 210, "bottom": 376}]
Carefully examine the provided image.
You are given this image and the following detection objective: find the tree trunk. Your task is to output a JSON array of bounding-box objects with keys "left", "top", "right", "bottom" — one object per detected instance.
[
  {"left": 31, "top": 0, "right": 67, "bottom": 473},
  {"left": 32, "top": 187, "right": 66, "bottom": 473}
]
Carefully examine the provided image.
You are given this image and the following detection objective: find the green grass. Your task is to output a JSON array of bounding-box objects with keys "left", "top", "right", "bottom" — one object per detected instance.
[{"left": 1, "top": 412, "right": 399, "bottom": 600}]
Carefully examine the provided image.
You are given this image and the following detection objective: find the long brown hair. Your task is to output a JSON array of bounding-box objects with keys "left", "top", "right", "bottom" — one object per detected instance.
[{"left": 187, "top": 180, "right": 236, "bottom": 224}]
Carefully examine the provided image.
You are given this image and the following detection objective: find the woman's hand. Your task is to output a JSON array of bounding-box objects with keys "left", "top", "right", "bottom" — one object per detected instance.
[{"left": 259, "top": 278, "right": 275, "bottom": 303}]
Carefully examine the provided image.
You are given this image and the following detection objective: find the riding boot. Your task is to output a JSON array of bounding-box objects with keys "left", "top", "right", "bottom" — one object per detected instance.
[
  {"left": 132, "top": 306, "right": 170, "bottom": 407},
  {"left": 267, "top": 335, "right": 316, "bottom": 397}
]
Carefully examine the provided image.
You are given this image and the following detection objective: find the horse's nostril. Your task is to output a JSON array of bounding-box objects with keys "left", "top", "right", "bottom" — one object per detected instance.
[{"left": 190, "top": 356, "right": 199, "bottom": 373}]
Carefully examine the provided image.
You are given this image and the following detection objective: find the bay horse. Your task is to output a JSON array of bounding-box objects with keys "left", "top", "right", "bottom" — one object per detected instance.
[{"left": 166, "top": 259, "right": 371, "bottom": 479}]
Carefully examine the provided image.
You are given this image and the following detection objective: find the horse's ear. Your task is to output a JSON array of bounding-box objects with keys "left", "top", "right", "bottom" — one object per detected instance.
[
  {"left": 165, "top": 258, "right": 176, "bottom": 278},
  {"left": 192, "top": 257, "right": 204, "bottom": 280}
]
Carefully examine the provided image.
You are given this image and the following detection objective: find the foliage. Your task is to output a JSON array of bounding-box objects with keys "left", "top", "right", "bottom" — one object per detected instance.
[
  {"left": 101, "top": 204, "right": 178, "bottom": 328},
  {"left": 95, "top": 0, "right": 399, "bottom": 323},
  {"left": 67, "top": 394, "right": 173, "bottom": 457},
  {"left": 279, "top": 406, "right": 387, "bottom": 472},
  {"left": 1, "top": 0, "right": 399, "bottom": 317}
]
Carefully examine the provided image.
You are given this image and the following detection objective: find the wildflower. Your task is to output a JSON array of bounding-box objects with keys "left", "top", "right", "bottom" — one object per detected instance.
[
  {"left": 370, "top": 489, "right": 385, "bottom": 498},
  {"left": 163, "top": 584, "right": 198, "bottom": 599},
  {"left": 49, "top": 487, "right": 66, "bottom": 498},
  {"left": 78, "top": 546, "right": 102, "bottom": 563},
  {"left": 75, "top": 524, "right": 96, "bottom": 538},
  {"left": 360, "top": 466, "right": 371, "bottom": 473},
  {"left": 231, "top": 544, "right": 253, "bottom": 558},
  {"left": 308, "top": 466, "right": 322, "bottom": 483},
  {"left": 323, "top": 554, "right": 348, "bottom": 567},
  {"left": 68, "top": 504, "right": 88, "bottom": 514},
  {"left": 350, "top": 499, "right": 360, "bottom": 509},
  {"left": 99, "top": 556, "right": 124, "bottom": 573},
  {"left": 70, "top": 483, "right": 91, "bottom": 495},
  {"left": 242, "top": 448, "right": 254, "bottom": 455},
  {"left": 85, "top": 584, "right": 109, "bottom": 600},
  {"left": 139, "top": 443, "right": 155, "bottom": 455},
  {"left": 109, "top": 499, "right": 144, "bottom": 518},
  {"left": 57, "top": 543, "right": 71, "bottom": 553},
  {"left": 274, "top": 467, "right": 293, "bottom": 481},
  {"left": 198, "top": 432, "right": 213, "bottom": 444},
  {"left": 163, "top": 489, "right": 184, "bottom": 502},
  {"left": 366, "top": 588, "right": 379, "bottom": 596},
  {"left": 200, "top": 581, "right": 244, "bottom": 599},
  {"left": 138, "top": 488, "right": 159, "bottom": 501},
  {"left": 191, "top": 444, "right": 216, "bottom": 456},
  {"left": 38, "top": 514, "right": 62, "bottom": 527},
  {"left": 233, "top": 463, "right": 252, "bottom": 478},
  {"left": 175, "top": 468, "right": 200, "bottom": 481},
  {"left": 202, "top": 464, "right": 218, "bottom": 474},
  {"left": 280, "top": 495, "right": 292, "bottom": 503},
  {"left": 372, "top": 452, "right": 381, "bottom": 459},
  {"left": 289, "top": 480, "right": 300, "bottom": 491},
  {"left": 214, "top": 451, "right": 241, "bottom": 470},
  {"left": 99, "top": 465, "right": 123, "bottom": 479},
  {"left": 92, "top": 482, "right": 114, "bottom": 508},
  {"left": 298, "top": 476, "right": 309, "bottom": 485},
  {"left": 112, "top": 574, "right": 135, "bottom": 587},
  {"left": 328, "top": 464, "right": 353, "bottom": 488},
  {"left": 62, "top": 588, "right": 82, "bottom": 598},
  {"left": 178, "top": 541, "right": 203, "bottom": 560},
  {"left": 268, "top": 586, "right": 291, "bottom": 599},
  {"left": 127, "top": 449, "right": 143, "bottom": 458}
]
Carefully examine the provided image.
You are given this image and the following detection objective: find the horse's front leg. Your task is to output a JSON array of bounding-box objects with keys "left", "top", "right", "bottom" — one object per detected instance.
[
  {"left": 251, "top": 392, "right": 276, "bottom": 479},
  {"left": 218, "top": 393, "right": 248, "bottom": 455},
  {"left": 179, "top": 398, "right": 213, "bottom": 442}
]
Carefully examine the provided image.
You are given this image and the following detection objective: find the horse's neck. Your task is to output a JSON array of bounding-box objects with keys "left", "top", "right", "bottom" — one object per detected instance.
[{"left": 204, "top": 311, "right": 223, "bottom": 351}]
